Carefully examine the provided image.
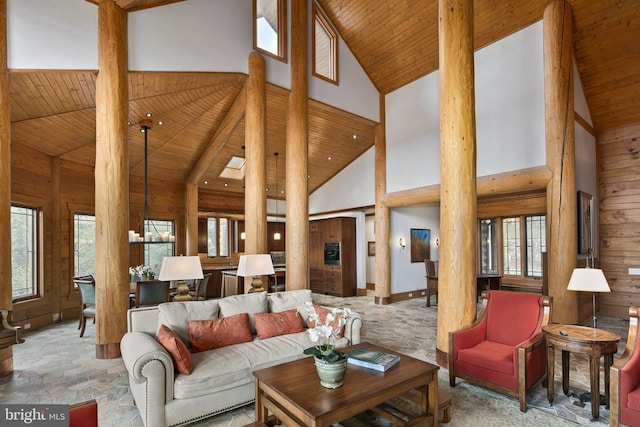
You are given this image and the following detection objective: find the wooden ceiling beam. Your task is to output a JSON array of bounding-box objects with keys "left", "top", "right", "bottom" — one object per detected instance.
[{"left": 186, "top": 84, "right": 246, "bottom": 185}]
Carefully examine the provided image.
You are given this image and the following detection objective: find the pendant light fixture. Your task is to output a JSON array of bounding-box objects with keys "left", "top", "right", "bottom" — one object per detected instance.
[{"left": 273, "top": 152, "right": 281, "bottom": 241}]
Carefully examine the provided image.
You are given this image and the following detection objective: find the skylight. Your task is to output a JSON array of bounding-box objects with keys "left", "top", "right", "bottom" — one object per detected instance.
[{"left": 219, "top": 156, "right": 246, "bottom": 180}]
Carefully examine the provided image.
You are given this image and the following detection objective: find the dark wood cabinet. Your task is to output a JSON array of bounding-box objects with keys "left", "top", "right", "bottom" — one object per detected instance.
[{"left": 309, "top": 217, "right": 356, "bottom": 297}]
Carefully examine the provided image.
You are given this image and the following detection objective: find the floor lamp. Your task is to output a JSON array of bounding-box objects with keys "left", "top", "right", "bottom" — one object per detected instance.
[{"left": 566, "top": 249, "right": 611, "bottom": 328}]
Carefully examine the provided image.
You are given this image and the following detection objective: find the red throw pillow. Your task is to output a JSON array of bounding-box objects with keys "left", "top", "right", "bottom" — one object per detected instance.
[
  {"left": 157, "top": 324, "right": 193, "bottom": 375},
  {"left": 306, "top": 304, "right": 345, "bottom": 339},
  {"left": 254, "top": 309, "right": 305, "bottom": 340},
  {"left": 189, "top": 313, "right": 253, "bottom": 353}
]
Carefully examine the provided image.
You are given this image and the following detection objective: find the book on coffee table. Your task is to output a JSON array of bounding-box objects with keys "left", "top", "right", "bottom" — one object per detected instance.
[{"left": 347, "top": 348, "right": 401, "bottom": 372}]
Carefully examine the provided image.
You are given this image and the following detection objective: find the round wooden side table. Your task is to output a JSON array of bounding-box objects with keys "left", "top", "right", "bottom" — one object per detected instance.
[{"left": 543, "top": 324, "right": 620, "bottom": 421}]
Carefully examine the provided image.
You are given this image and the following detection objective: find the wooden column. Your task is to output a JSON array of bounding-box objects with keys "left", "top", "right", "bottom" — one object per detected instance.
[
  {"left": 95, "top": 0, "right": 128, "bottom": 359},
  {"left": 436, "top": 0, "right": 477, "bottom": 367},
  {"left": 0, "top": 0, "right": 14, "bottom": 377},
  {"left": 285, "top": 0, "right": 309, "bottom": 291},
  {"left": 244, "top": 51, "right": 267, "bottom": 290},
  {"left": 544, "top": 0, "right": 578, "bottom": 324},
  {"left": 374, "top": 94, "right": 390, "bottom": 304},
  {"left": 185, "top": 183, "right": 198, "bottom": 256}
]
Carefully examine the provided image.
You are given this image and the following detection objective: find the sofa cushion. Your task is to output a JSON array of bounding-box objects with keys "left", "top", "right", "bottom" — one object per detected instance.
[
  {"left": 457, "top": 340, "right": 514, "bottom": 376},
  {"left": 189, "top": 313, "right": 253, "bottom": 353},
  {"left": 303, "top": 304, "right": 346, "bottom": 339},
  {"left": 157, "top": 324, "right": 193, "bottom": 375},
  {"left": 157, "top": 299, "right": 220, "bottom": 347},
  {"left": 218, "top": 292, "right": 268, "bottom": 334},
  {"left": 268, "top": 289, "right": 312, "bottom": 312},
  {"left": 254, "top": 309, "right": 305, "bottom": 339}
]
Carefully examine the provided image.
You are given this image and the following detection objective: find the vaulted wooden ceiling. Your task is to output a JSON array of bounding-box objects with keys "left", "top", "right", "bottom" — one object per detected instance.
[{"left": 14, "top": 0, "right": 640, "bottom": 200}]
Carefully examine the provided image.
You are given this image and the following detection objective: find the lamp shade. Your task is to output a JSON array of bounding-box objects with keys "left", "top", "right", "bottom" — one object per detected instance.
[
  {"left": 566, "top": 268, "right": 611, "bottom": 293},
  {"left": 236, "top": 254, "right": 274, "bottom": 277},
  {"left": 158, "top": 256, "right": 204, "bottom": 281}
]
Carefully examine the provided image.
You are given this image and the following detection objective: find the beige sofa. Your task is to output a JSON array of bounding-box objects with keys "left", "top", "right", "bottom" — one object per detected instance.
[{"left": 120, "top": 290, "right": 363, "bottom": 427}]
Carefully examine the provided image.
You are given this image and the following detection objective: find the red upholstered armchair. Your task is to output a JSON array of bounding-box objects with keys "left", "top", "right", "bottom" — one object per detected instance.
[
  {"left": 449, "top": 290, "right": 552, "bottom": 412},
  {"left": 69, "top": 399, "right": 98, "bottom": 427},
  {"left": 611, "top": 306, "right": 640, "bottom": 427}
]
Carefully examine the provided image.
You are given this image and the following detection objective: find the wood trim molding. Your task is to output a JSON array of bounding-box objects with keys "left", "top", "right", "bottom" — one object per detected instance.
[{"left": 575, "top": 112, "right": 595, "bottom": 137}]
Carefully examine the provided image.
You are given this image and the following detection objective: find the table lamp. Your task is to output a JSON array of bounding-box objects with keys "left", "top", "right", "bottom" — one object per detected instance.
[
  {"left": 236, "top": 254, "right": 274, "bottom": 293},
  {"left": 566, "top": 249, "right": 610, "bottom": 328},
  {"left": 158, "top": 255, "right": 204, "bottom": 301}
]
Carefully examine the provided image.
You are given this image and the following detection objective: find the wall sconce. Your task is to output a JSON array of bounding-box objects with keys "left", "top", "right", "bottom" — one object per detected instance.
[
  {"left": 240, "top": 232, "right": 246, "bottom": 240},
  {"left": 399, "top": 237, "right": 406, "bottom": 251}
]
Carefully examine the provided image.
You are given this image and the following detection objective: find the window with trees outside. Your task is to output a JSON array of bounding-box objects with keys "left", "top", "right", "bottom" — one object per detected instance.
[
  {"left": 11, "top": 205, "right": 39, "bottom": 300},
  {"left": 207, "top": 217, "right": 229, "bottom": 258},
  {"left": 144, "top": 219, "right": 175, "bottom": 275},
  {"left": 74, "top": 213, "right": 95, "bottom": 278},
  {"left": 479, "top": 215, "right": 546, "bottom": 279},
  {"left": 254, "top": 0, "right": 287, "bottom": 62},
  {"left": 312, "top": 2, "right": 338, "bottom": 84}
]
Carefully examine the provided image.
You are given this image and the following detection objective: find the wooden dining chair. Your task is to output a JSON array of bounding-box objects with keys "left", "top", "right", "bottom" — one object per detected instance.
[
  {"left": 74, "top": 276, "right": 96, "bottom": 337},
  {"left": 424, "top": 259, "right": 438, "bottom": 307},
  {"left": 134, "top": 280, "right": 170, "bottom": 307},
  {"left": 190, "top": 273, "right": 211, "bottom": 301}
]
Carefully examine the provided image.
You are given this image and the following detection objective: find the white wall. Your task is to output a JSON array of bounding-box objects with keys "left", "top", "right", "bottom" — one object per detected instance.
[{"left": 390, "top": 205, "right": 440, "bottom": 294}]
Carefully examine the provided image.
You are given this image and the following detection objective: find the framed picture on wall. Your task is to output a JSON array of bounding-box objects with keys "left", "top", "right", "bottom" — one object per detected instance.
[
  {"left": 368, "top": 241, "right": 375, "bottom": 257},
  {"left": 578, "top": 191, "right": 593, "bottom": 255},
  {"left": 410, "top": 228, "right": 431, "bottom": 263}
]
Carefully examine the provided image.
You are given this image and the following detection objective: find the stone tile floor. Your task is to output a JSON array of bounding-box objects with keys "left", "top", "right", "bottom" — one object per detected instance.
[{"left": 0, "top": 291, "right": 629, "bottom": 426}]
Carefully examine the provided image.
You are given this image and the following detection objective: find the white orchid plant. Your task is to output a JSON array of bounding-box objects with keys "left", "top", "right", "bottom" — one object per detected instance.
[
  {"left": 302, "top": 301, "right": 351, "bottom": 363},
  {"left": 129, "top": 264, "right": 155, "bottom": 279}
]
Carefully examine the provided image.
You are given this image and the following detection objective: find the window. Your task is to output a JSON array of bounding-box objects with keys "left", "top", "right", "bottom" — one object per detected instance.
[
  {"left": 479, "top": 215, "right": 546, "bottom": 279},
  {"left": 144, "top": 219, "right": 174, "bottom": 274},
  {"left": 254, "top": 0, "right": 287, "bottom": 62},
  {"left": 312, "top": 3, "right": 338, "bottom": 84},
  {"left": 207, "top": 217, "right": 230, "bottom": 257},
  {"left": 74, "top": 213, "right": 96, "bottom": 277},
  {"left": 11, "top": 205, "right": 38, "bottom": 300}
]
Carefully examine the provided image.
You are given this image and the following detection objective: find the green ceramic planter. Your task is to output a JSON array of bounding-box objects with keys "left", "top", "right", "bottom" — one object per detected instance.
[{"left": 314, "top": 357, "right": 347, "bottom": 389}]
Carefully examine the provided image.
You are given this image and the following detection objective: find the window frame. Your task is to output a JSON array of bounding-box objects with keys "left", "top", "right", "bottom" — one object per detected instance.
[
  {"left": 72, "top": 211, "right": 96, "bottom": 279},
  {"left": 207, "top": 216, "right": 231, "bottom": 258},
  {"left": 11, "top": 203, "right": 42, "bottom": 302},
  {"left": 478, "top": 214, "right": 546, "bottom": 285},
  {"left": 143, "top": 218, "right": 176, "bottom": 273},
  {"left": 312, "top": 2, "right": 339, "bottom": 85},
  {"left": 253, "top": 0, "right": 288, "bottom": 63}
]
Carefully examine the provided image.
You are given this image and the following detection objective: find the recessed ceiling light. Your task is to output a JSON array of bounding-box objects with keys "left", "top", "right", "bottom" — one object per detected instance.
[
  {"left": 127, "top": 120, "right": 131, "bottom": 126},
  {"left": 327, "top": 156, "right": 332, "bottom": 160},
  {"left": 158, "top": 121, "right": 164, "bottom": 126},
  {"left": 352, "top": 134, "right": 357, "bottom": 139},
  {"left": 203, "top": 180, "right": 208, "bottom": 185},
  {"left": 146, "top": 112, "right": 152, "bottom": 118},
  {"left": 224, "top": 182, "right": 229, "bottom": 187}
]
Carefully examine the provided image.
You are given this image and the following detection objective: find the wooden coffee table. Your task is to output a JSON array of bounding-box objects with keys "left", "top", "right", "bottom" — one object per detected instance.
[{"left": 252, "top": 342, "right": 439, "bottom": 427}]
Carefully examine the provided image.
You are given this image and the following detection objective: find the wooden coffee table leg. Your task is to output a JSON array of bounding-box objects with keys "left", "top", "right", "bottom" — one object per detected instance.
[
  {"left": 604, "top": 353, "right": 613, "bottom": 409},
  {"left": 561, "top": 349, "right": 570, "bottom": 396},
  {"left": 590, "top": 353, "right": 600, "bottom": 420},
  {"left": 546, "top": 343, "right": 555, "bottom": 404},
  {"left": 255, "top": 380, "right": 269, "bottom": 423},
  {"left": 428, "top": 371, "right": 438, "bottom": 426}
]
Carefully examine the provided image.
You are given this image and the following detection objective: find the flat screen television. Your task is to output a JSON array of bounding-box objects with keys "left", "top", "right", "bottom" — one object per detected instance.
[{"left": 324, "top": 242, "right": 341, "bottom": 265}]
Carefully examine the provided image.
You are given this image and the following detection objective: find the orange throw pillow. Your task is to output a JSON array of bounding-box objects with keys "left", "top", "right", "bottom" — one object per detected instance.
[
  {"left": 157, "top": 324, "right": 193, "bottom": 375},
  {"left": 306, "top": 304, "right": 345, "bottom": 339},
  {"left": 189, "top": 313, "right": 253, "bottom": 353},
  {"left": 254, "top": 309, "right": 305, "bottom": 340}
]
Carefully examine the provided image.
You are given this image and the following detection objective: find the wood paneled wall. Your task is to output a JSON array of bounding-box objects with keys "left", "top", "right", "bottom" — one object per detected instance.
[{"left": 598, "top": 122, "right": 640, "bottom": 317}]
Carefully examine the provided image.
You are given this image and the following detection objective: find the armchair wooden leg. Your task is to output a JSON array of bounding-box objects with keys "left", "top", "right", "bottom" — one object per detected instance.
[
  {"left": 426, "top": 289, "right": 431, "bottom": 307},
  {"left": 79, "top": 316, "right": 86, "bottom": 338}
]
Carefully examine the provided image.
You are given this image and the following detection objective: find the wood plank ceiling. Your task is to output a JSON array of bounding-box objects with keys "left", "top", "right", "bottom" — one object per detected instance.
[{"left": 13, "top": 0, "right": 640, "bottom": 200}]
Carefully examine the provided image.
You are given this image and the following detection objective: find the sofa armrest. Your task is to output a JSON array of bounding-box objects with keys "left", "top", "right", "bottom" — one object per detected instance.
[
  {"left": 344, "top": 311, "right": 363, "bottom": 345},
  {"left": 121, "top": 332, "right": 174, "bottom": 426}
]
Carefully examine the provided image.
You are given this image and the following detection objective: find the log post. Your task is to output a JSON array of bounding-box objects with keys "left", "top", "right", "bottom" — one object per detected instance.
[
  {"left": 185, "top": 183, "right": 198, "bottom": 256},
  {"left": 544, "top": 0, "right": 578, "bottom": 324},
  {"left": 436, "top": 0, "right": 477, "bottom": 367},
  {"left": 0, "top": 0, "right": 15, "bottom": 377},
  {"left": 285, "top": 0, "right": 309, "bottom": 290},
  {"left": 244, "top": 51, "right": 268, "bottom": 292},
  {"left": 374, "top": 93, "right": 390, "bottom": 304},
  {"left": 94, "top": 0, "right": 129, "bottom": 359}
]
